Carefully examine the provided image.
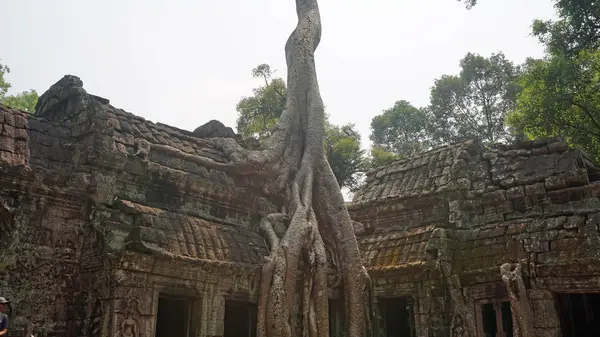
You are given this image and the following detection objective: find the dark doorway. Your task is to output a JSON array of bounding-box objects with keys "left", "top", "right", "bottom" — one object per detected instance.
[
  {"left": 557, "top": 293, "right": 600, "bottom": 337},
  {"left": 482, "top": 303, "right": 498, "bottom": 337},
  {"left": 377, "top": 297, "right": 415, "bottom": 337},
  {"left": 329, "top": 299, "right": 345, "bottom": 337},
  {"left": 476, "top": 300, "right": 512, "bottom": 337},
  {"left": 155, "top": 295, "right": 191, "bottom": 337},
  {"left": 224, "top": 300, "right": 257, "bottom": 337}
]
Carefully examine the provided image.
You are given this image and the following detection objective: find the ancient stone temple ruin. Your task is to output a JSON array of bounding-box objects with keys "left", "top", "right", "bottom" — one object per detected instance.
[{"left": 2, "top": 76, "right": 600, "bottom": 337}]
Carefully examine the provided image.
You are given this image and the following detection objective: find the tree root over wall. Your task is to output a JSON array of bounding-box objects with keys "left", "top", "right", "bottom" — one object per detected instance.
[
  {"left": 500, "top": 263, "right": 534, "bottom": 337},
  {"left": 188, "top": 1, "right": 371, "bottom": 336}
]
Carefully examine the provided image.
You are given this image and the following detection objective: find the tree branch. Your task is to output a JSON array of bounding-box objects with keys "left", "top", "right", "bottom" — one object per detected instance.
[{"left": 572, "top": 101, "right": 600, "bottom": 133}]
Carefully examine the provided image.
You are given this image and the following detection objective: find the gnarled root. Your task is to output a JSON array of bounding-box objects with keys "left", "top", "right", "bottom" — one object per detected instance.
[
  {"left": 193, "top": 0, "right": 370, "bottom": 335},
  {"left": 501, "top": 263, "right": 534, "bottom": 337},
  {"left": 313, "top": 158, "right": 370, "bottom": 337}
]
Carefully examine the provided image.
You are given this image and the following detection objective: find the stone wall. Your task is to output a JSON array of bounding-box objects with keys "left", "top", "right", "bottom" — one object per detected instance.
[
  {"left": 0, "top": 76, "right": 274, "bottom": 337},
  {"left": 0, "top": 103, "right": 89, "bottom": 336},
  {"left": 3, "top": 74, "right": 600, "bottom": 337},
  {"left": 351, "top": 138, "right": 600, "bottom": 337}
]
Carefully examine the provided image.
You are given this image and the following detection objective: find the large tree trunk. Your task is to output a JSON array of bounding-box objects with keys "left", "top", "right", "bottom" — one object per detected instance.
[
  {"left": 255, "top": 1, "right": 371, "bottom": 336},
  {"left": 192, "top": 0, "right": 370, "bottom": 336}
]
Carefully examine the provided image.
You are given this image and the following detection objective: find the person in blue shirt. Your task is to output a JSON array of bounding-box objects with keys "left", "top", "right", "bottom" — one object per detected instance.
[{"left": 0, "top": 297, "right": 9, "bottom": 336}]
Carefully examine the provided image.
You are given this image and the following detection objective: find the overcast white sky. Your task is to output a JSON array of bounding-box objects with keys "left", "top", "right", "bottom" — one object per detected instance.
[{"left": 1, "top": 0, "right": 556, "bottom": 149}]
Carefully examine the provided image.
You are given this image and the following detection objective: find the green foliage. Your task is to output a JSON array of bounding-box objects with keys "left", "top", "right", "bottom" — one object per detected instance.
[
  {"left": 0, "top": 59, "right": 38, "bottom": 113},
  {"left": 370, "top": 100, "right": 431, "bottom": 159},
  {"left": 428, "top": 52, "right": 521, "bottom": 144},
  {"left": 236, "top": 64, "right": 366, "bottom": 190},
  {"left": 368, "top": 146, "right": 400, "bottom": 168},
  {"left": 508, "top": 50, "right": 600, "bottom": 159},
  {"left": 324, "top": 122, "right": 366, "bottom": 191},
  {"left": 505, "top": 0, "right": 600, "bottom": 160},
  {"left": 3, "top": 90, "right": 39, "bottom": 113},
  {"left": 532, "top": 1, "right": 600, "bottom": 57},
  {"left": 0, "top": 62, "right": 11, "bottom": 99},
  {"left": 367, "top": 53, "right": 521, "bottom": 170},
  {"left": 236, "top": 64, "right": 286, "bottom": 140}
]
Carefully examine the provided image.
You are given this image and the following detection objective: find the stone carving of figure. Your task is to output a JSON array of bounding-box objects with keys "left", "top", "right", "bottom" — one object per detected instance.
[
  {"left": 120, "top": 317, "right": 138, "bottom": 337},
  {"left": 452, "top": 314, "right": 466, "bottom": 337}
]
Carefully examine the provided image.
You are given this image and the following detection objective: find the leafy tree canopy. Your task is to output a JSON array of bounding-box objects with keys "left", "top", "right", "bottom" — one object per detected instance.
[
  {"left": 368, "top": 53, "right": 521, "bottom": 170},
  {"left": 508, "top": 46, "right": 600, "bottom": 161},
  {"left": 324, "top": 121, "right": 365, "bottom": 191},
  {"left": 428, "top": 52, "right": 521, "bottom": 144},
  {"left": 0, "top": 60, "right": 38, "bottom": 113},
  {"left": 504, "top": 0, "right": 600, "bottom": 161},
  {"left": 370, "top": 100, "right": 431, "bottom": 159},
  {"left": 3, "top": 89, "right": 38, "bottom": 113},
  {"left": 532, "top": 0, "right": 600, "bottom": 57},
  {"left": 236, "top": 64, "right": 366, "bottom": 191},
  {"left": 0, "top": 63, "right": 10, "bottom": 98},
  {"left": 236, "top": 64, "right": 286, "bottom": 140}
]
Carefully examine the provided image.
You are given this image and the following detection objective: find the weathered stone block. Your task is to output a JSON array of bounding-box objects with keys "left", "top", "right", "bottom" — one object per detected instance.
[
  {"left": 547, "top": 141, "right": 570, "bottom": 153},
  {"left": 565, "top": 167, "right": 589, "bottom": 187},
  {"left": 506, "top": 185, "right": 525, "bottom": 199},
  {"left": 533, "top": 299, "right": 559, "bottom": 328},
  {"left": 547, "top": 188, "right": 574, "bottom": 205},
  {"left": 524, "top": 238, "right": 550, "bottom": 253},
  {"left": 545, "top": 216, "right": 566, "bottom": 230},
  {"left": 507, "top": 222, "right": 528, "bottom": 235},
  {"left": 564, "top": 215, "right": 585, "bottom": 229},
  {"left": 500, "top": 176, "right": 517, "bottom": 188},
  {"left": 557, "top": 228, "right": 580, "bottom": 239},
  {"left": 525, "top": 182, "right": 546, "bottom": 196},
  {"left": 532, "top": 146, "right": 550, "bottom": 155},
  {"left": 545, "top": 174, "right": 567, "bottom": 190},
  {"left": 551, "top": 237, "right": 585, "bottom": 251},
  {"left": 0, "top": 135, "right": 14, "bottom": 152},
  {"left": 525, "top": 219, "right": 546, "bottom": 233},
  {"left": 538, "top": 229, "right": 558, "bottom": 241},
  {"left": 572, "top": 197, "right": 600, "bottom": 214}
]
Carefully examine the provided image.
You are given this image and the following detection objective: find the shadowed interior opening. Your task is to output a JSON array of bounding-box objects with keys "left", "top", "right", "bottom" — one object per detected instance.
[
  {"left": 557, "top": 293, "right": 600, "bottom": 337},
  {"left": 224, "top": 300, "right": 257, "bottom": 337},
  {"left": 377, "top": 297, "right": 415, "bottom": 337},
  {"left": 155, "top": 294, "right": 190, "bottom": 337},
  {"left": 477, "top": 300, "right": 513, "bottom": 337},
  {"left": 328, "top": 298, "right": 345, "bottom": 337}
]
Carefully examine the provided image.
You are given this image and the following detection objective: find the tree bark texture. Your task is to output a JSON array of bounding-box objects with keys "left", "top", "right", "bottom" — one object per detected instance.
[
  {"left": 189, "top": 1, "right": 370, "bottom": 336},
  {"left": 500, "top": 263, "right": 534, "bottom": 337}
]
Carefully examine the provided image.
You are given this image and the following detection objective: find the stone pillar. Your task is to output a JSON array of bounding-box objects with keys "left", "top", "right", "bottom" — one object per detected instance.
[
  {"left": 200, "top": 286, "right": 225, "bottom": 337},
  {"left": 415, "top": 281, "right": 448, "bottom": 337},
  {"left": 414, "top": 282, "right": 431, "bottom": 337},
  {"left": 529, "top": 290, "right": 561, "bottom": 337}
]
